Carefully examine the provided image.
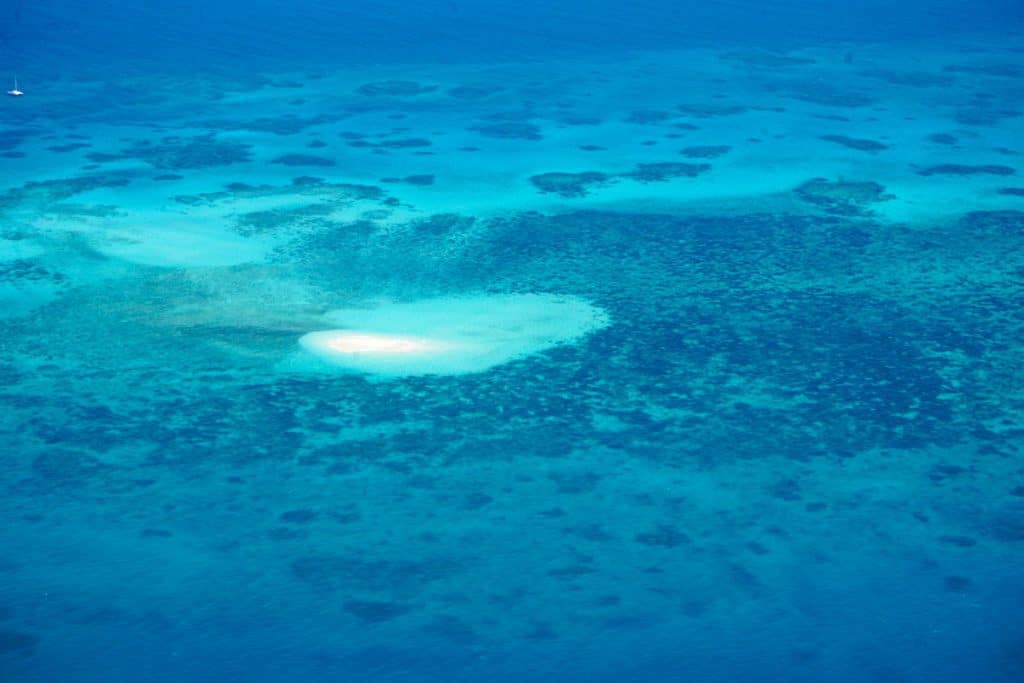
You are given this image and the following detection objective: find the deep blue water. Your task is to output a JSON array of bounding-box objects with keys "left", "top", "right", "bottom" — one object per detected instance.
[{"left": 2, "top": 2, "right": 1024, "bottom": 682}]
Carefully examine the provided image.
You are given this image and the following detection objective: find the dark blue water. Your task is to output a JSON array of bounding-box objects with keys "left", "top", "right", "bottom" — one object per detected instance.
[{"left": 2, "top": 2, "right": 1023, "bottom": 681}]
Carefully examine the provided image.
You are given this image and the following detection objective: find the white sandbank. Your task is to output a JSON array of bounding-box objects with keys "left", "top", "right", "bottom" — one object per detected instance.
[{"left": 288, "top": 293, "right": 609, "bottom": 377}]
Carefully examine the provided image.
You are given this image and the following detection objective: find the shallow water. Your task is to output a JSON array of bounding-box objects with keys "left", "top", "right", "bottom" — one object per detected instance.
[{"left": 2, "top": 3, "right": 1023, "bottom": 682}]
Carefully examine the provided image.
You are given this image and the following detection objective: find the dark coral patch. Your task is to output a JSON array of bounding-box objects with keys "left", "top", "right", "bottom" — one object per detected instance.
[
  {"left": 31, "top": 449, "right": 105, "bottom": 486},
  {"left": 720, "top": 51, "right": 816, "bottom": 68},
  {"left": 88, "top": 135, "right": 252, "bottom": 170},
  {"left": 422, "top": 615, "right": 478, "bottom": 643},
  {"left": 0, "top": 628, "right": 38, "bottom": 656},
  {"left": 0, "top": 259, "right": 69, "bottom": 285},
  {"left": 471, "top": 122, "right": 543, "bottom": 141},
  {"left": 938, "top": 535, "right": 977, "bottom": 547},
  {"left": 347, "top": 137, "right": 432, "bottom": 150},
  {"left": 140, "top": 529, "right": 173, "bottom": 538},
  {"left": 820, "top": 135, "right": 888, "bottom": 152},
  {"left": 280, "top": 509, "right": 319, "bottom": 524},
  {"left": 625, "top": 109, "right": 673, "bottom": 124},
  {"left": 0, "top": 128, "right": 38, "bottom": 152},
  {"left": 46, "top": 143, "right": 91, "bottom": 153},
  {"left": 235, "top": 203, "right": 335, "bottom": 235},
  {"left": 529, "top": 172, "right": 612, "bottom": 198},
  {"left": 549, "top": 470, "right": 601, "bottom": 494},
  {"left": 770, "top": 80, "right": 875, "bottom": 107},
  {"left": 1, "top": 174, "right": 131, "bottom": 209},
  {"left": 680, "top": 145, "right": 731, "bottom": 159},
  {"left": 356, "top": 80, "right": 437, "bottom": 96},
  {"left": 954, "top": 108, "right": 1021, "bottom": 126},
  {"left": 193, "top": 115, "right": 343, "bottom": 135},
  {"left": 380, "top": 174, "right": 435, "bottom": 186},
  {"left": 461, "top": 492, "right": 493, "bottom": 510},
  {"left": 794, "top": 178, "right": 891, "bottom": 216},
  {"left": 927, "top": 133, "right": 958, "bottom": 145},
  {"left": 635, "top": 524, "right": 691, "bottom": 547},
  {"left": 985, "top": 502, "right": 1024, "bottom": 542},
  {"left": 173, "top": 178, "right": 382, "bottom": 209},
  {"left": 677, "top": 103, "right": 747, "bottom": 118},
  {"left": 344, "top": 600, "right": 413, "bottom": 622},
  {"left": 944, "top": 575, "right": 973, "bottom": 591},
  {"left": 626, "top": 162, "right": 710, "bottom": 182},
  {"left": 559, "top": 115, "right": 602, "bottom": 126},
  {"left": 769, "top": 478, "right": 802, "bottom": 500},
  {"left": 271, "top": 154, "right": 336, "bottom": 167},
  {"left": 916, "top": 164, "right": 1015, "bottom": 176},
  {"left": 267, "top": 527, "right": 306, "bottom": 541},
  {"left": 291, "top": 555, "right": 455, "bottom": 593},
  {"left": 479, "top": 110, "right": 535, "bottom": 122},
  {"left": 943, "top": 63, "right": 1024, "bottom": 78},
  {"left": 859, "top": 69, "right": 954, "bottom": 87},
  {"left": 84, "top": 152, "right": 121, "bottom": 163}
]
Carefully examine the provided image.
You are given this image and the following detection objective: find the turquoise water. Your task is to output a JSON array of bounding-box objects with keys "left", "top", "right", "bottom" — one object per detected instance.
[{"left": 2, "top": 3, "right": 1024, "bottom": 681}]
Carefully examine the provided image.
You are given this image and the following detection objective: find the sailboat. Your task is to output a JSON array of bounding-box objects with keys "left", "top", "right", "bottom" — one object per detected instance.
[{"left": 7, "top": 78, "right": 23, "bottom": 96}]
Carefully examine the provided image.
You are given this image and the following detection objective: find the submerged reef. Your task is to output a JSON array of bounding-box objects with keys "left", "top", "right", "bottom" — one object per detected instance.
[
  {"left": 625, "top": 162, "right": 711, "bottom": 183},
  {"left": 528, "top": 161, "right": 711, "bottom": 197},
  {"left": 770, "top": 80, "right": 875, "bottom": 108},
  {"left": 916, "top": 164, "right": 1015, "bottom": 176},
  {"left": 0, "top": 173, "right": 131, "bottom": 210},
  {"left": 0, "top": 629, "right": 39, "bottom": 656},
  {"left": 470, "top": 122, "right": 544, "bottom": 141},
  {"left": 234, "top": 204, "right": 337, "bottom": 236},
  {"left": 820, "top": 135, "right": 889, "bottom": 152},
  {"left": 720, "top": 51, "right": 816, "bottom": 68},
  {"left": 927, "top": 133, "right": 958, "bottom": 145},
  {"left": 195, "top": 114, "right": 340, "bottom": 135},
  {"left": 380, "top": 175, "right": 435, "bottom": 186},
  {"left": 346, "top": 137, "right": 433, "bottom": 150},
  {"left": 86, "top": 134, "right": 252, "bottom": 169},
  {"left": 680, "top": 145, "right": 732, "bottom": 159},
  {"left": 676, "top": 103, "right": 748, "bottom": 118},
  {"left": 954, "top": 106, "right": 1022, "bottom": 126},
  {"left": 356, "top": 80, "right": 438, "bottom": 96},
  {"left": 794, "top": 178, "right": 892, "bottom": 216},
  {"left": 529, "top": 172, "right": 613, "bottom": 198},
  {"left": 46, "top": 142, "right": 92, "bottom": 153},
  {"left": 625, "top": 109, "right": 674, "bottom": 124},
  {"left": 4, "top": 38, "right": 1024, "bottom": 682},
  {"left": 173, "top": 176, "right": 385, "bottom": 208},
  {"left": 271, "top": 154, "right": 337, "bottom": 167},
  {"left": 943, "top": 63, "right": 1024, "bottom": 78},
  {"left": 858, "top": 68, "right": 954, "bottom": 87}
]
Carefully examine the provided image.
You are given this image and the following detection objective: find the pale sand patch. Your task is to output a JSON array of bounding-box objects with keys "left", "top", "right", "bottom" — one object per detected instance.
[
  {"left": 100, "top": 225, "right": 269, "bottom": 267},
  {"left": 286, "top": 293, "right": 610, "bottom": 377}
]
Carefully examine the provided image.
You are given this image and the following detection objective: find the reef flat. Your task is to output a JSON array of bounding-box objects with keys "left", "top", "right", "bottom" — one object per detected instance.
[{"left": 1, "top": 31, "right": 1023, "bottom": 683}]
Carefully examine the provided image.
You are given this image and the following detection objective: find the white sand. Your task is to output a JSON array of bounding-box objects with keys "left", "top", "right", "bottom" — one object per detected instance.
[{"left": 288, "top": 293, "right": 610, "bottom": 377}]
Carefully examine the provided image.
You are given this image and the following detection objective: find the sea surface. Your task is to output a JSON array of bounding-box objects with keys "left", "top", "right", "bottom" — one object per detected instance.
[{"left": 2, "top": 2, "right": 1023, "bottom": 681}]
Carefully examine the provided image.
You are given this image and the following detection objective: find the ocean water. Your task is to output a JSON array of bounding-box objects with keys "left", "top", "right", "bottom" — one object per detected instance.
[{"left": 2, "top": 2, "right": 1024, "bottom": 681}]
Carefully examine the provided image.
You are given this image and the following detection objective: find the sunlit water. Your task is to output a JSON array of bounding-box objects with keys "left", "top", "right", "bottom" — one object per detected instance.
[{"left": 1, "top": 2, "right": 1023, "bottom": 681}]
